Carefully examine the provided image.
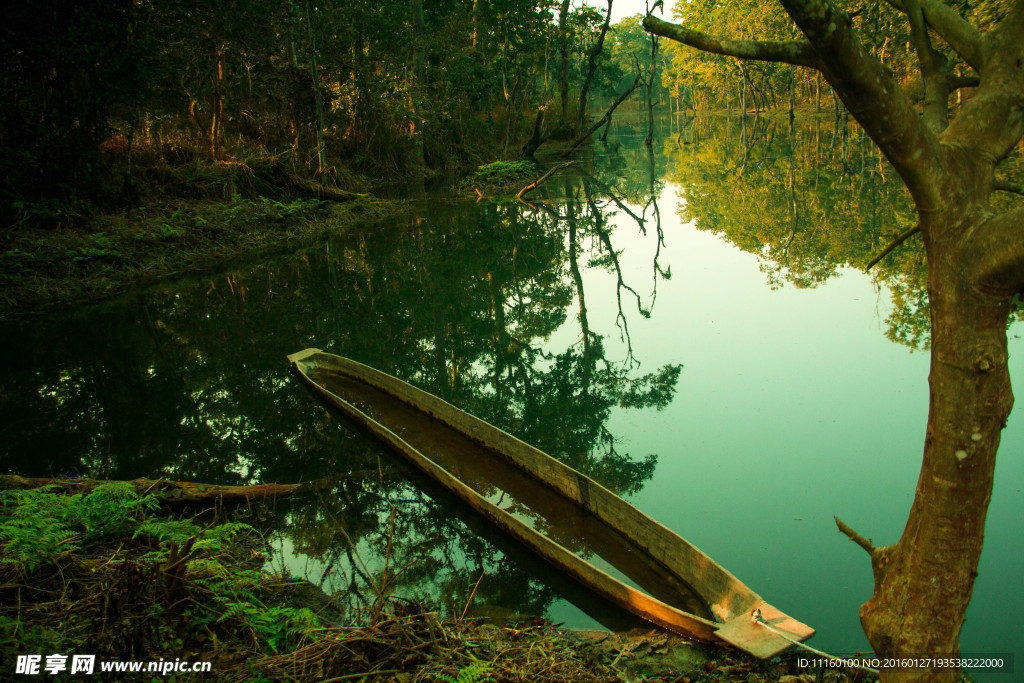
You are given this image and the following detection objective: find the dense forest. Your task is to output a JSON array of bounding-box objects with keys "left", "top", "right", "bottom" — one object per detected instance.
[
  {"left": 0, "top": 0, "right": 674, "bottom": 226},
  {"left": 5, "top": 0, "right": 1024, "bottom": 680},
  {"left": 6, "top": 0, "right": 1014, "bottom": 229}
]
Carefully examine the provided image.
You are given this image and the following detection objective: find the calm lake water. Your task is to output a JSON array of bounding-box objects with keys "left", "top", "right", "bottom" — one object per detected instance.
[{"left": 2, "top": 113, "right": 1021, "bottom": 672}]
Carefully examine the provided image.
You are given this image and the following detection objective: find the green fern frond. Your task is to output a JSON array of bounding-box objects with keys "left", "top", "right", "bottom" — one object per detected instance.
[{"left": 435, "top": 661, "right": 493, "bottom": 683}]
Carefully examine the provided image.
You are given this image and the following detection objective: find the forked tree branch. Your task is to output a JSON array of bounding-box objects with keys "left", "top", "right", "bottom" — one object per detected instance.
[
  {"left": 882, "top": 0, "right": 986, "bottom": 70},
  {"left": 642, "top": 15, "right": 821, "bottom": 68},
  {"left": 905, "top": 0, "right": 952, "bottom": 133}
]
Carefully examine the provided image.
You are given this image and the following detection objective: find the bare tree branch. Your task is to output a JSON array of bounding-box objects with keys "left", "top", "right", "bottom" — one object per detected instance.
[
  {"left": 517, "top": 161, "right": 576, "bottom": 202},
  {"left": 994, "top": 179, "right": 1024, "bottom": 196},
  {"left": 836, "top": 516, "right": 877, "bottom": 556},
  {"left": 642, "top": 15, "right": 821, "bottom": 68},
  {"left": 949, "top": 74, "right": 981, "bottom": 90},
  {"left": 560, "top": 76, "right": 641, "bottom": 158},
  {"left": 865, "top": 225, "right": 921, "bottom": 271}
]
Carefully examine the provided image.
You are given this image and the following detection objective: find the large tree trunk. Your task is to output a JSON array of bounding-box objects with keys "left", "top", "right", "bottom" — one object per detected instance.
[
  {"left": 857, "top": 226, "right": 1014, "bottom": 681},
  {"left": 644, "top": 4, "right": 1024, "bottom": 679}
]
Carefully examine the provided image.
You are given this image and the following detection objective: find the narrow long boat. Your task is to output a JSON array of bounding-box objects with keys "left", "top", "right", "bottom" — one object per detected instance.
[{"left": 287, "top": 348, "right": 814, "bottom": 658}]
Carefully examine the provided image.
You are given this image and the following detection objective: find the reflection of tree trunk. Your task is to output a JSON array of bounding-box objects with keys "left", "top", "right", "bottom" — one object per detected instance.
[
  {"left": 487, "top": 270, "right": 507, "bottom": 394},
  {"left": 567, "top": 217, "right": 592, "bottom": 384},
  {"left": 582, "top": 179, "right": 647, "bottom": 365},
  {"left": 422, "top": 225, "right": 449, "bottom": 399},
  {"left": 644, "top": 145, "right": 667, "bottom": 306},
  {"left": 645, "top": 36, "right": 658, "bottom": 147},
  {"left": 784, "top": 114, "right": 797, "bottom": 259}
]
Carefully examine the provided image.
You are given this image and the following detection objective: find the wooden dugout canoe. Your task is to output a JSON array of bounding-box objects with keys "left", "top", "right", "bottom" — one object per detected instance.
[{"left": 287, "top": 348, "right": 814, "bottom": 658}]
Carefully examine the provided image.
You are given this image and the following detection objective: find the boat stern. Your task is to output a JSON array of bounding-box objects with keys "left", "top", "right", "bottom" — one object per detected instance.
[{"left": 713, "top": 601, "right": 815, "bottom": 659}]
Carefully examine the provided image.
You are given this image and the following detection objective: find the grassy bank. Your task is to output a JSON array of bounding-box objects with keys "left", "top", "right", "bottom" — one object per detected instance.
[
  {"left": 0, "top": 195, "right": 409, "bottom": 318},
  {"left": 0, "top": 482, "right": 866, "bottom": 682}
]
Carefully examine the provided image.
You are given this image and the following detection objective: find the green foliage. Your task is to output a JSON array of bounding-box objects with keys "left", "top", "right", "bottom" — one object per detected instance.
[
  {"left": 188, "top": 568, "right": 318, "bottom": 653},
  {"left": 472, "top": 161, "right": 536, "bottom": 184},
  {"left": 0, "top": 483, "right": 158, "bottom": 571},
  {"left": 1, "top": 485, "right": 321, "bottom": 663},
  {"left": 65, "top": 233, "right": 122, "bottom": 262},
  {"left": 435, "top": 661, "right": 493, "bottom": 683}
]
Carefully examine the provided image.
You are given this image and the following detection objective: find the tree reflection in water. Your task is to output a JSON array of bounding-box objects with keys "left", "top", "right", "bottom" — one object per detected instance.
[
  {"left": 661, "top": 115, "right": 1007, "bottom": 350},
  {"left": 0, "top": 167, "right": 682, "bottom": 623}
]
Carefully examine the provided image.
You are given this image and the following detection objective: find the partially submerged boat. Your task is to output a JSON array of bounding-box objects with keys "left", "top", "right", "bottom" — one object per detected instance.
[{"left": 287, "top": 348, "right": 814, "bottom": 658}]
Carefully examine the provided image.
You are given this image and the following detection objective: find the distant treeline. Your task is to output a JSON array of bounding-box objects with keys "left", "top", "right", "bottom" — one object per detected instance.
[{"left": 0, "top": 0, "right": 672, "bottom": 222}]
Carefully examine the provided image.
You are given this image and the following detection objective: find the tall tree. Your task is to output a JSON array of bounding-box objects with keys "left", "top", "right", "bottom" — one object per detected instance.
[
  {"left": 645, "top": 1, "right": 1024, "bottom": 681},
  {"left": 574, "top": 0, "right": 614, "bottom": 137}
]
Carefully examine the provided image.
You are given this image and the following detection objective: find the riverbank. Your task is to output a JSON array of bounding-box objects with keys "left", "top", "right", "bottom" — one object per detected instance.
[
  {"left": 0, "top": 195, "right": 410, "bottom": 319},
  {"left": 0, "top": 481, "right": 862, "bottom": 682}
]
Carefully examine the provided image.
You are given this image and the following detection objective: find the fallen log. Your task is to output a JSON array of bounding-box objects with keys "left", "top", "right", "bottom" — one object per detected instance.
[
  {"left": 517, "top": 161, "right": 576, "bottom": 203},
  {"left": 0, "top": 473, "right": 349, "bottom": 506}
]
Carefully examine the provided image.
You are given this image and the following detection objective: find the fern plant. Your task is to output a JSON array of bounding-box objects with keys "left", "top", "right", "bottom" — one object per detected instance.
[
  {"left": 0, "top": 482, "right": 161, "bottom": 571},
  {"left": 435, "top": 661, "right": 493, "bottom": 683}
]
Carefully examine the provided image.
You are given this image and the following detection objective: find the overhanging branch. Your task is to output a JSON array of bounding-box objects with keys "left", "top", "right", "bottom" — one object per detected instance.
[{"left": 642, "top": 15, "right": 821, "bottom": 68}]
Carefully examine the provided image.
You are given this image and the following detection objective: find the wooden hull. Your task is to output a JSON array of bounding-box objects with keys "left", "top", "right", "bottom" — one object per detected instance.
[{"left": 288, "top": 348, "right": 813, "bottom": 658}]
